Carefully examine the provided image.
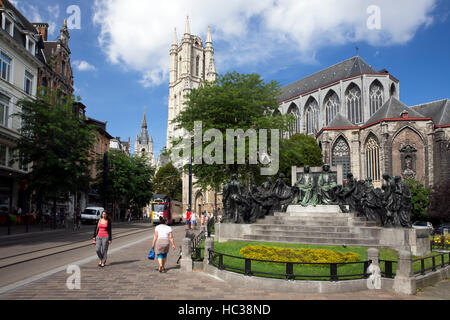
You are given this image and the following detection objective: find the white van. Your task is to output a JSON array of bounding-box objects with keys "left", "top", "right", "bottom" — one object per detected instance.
[{"left": 81, "top": 207, "right": 104, "bottom": 224}]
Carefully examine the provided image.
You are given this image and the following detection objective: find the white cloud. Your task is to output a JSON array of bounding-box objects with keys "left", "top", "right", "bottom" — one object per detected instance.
[
  {"left": 92, "top": 0, "right": 437, "bottom": 87},
  {"left": 73, "top": 60, "right": 97, "bottom": 72}
]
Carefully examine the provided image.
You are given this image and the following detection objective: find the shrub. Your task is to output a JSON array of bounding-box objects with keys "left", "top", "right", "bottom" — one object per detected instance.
[{"left": 239, "top": 245, "right": 360, "bottom": 265}]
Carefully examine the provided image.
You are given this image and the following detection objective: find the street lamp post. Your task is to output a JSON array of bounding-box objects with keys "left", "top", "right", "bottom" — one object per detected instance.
[
  {"left": 188, "top": 154, "right": 192, "bottom": 212},
  {"left": 103, "top": 151, "right": 108, "bottom": 216}
]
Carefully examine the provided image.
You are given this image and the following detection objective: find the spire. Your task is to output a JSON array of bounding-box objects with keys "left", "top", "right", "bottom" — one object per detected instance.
[
  {"left": 172, "top": 27, "right": 178, "bottom": 47},
  {"left": 206, "top": 25, "right": 212, "bottom": 45},
  {"left": 58, "top": 19, "right": 70, "bottom": 49},
  {"left": 184, "top": 15, "right": 190, "bottom": 36},
  {"left": 142, "top": 112, "right": 147, "bottom": 128}
]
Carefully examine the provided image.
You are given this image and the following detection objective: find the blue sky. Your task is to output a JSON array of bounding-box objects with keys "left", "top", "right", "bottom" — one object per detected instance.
[{"left": 13, "top": 0, "right": 450, "bottom": 160}]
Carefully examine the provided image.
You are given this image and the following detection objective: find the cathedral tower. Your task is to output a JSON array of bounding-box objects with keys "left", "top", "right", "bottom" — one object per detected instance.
[
  {"left": 166, "top": 16, "right": 217, "bottom": 149},
  {"left": 134, "top": 112, "right": 155, "bottom": 166}
]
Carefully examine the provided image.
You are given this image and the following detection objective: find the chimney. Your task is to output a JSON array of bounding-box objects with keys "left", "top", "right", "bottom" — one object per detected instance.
[{"left": 32, "top": 23, "right": 49, "bottom": 41}]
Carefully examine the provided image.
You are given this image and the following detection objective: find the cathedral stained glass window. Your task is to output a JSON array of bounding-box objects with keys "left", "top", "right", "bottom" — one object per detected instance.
[
  {"left": 324, "top": 91, "right": 340, "bottom": 126},
  {"left": 366, "top": 136, "right": 381, "bottom": 182},
  {"left": 369, "top": 81, "right": 383, "bottom": 116},
  {"left": 346, "top": 84, "right": 362, "bottom": 124},
  {"left": 332, "top": 137, "right": 351, "bottom": 177}
]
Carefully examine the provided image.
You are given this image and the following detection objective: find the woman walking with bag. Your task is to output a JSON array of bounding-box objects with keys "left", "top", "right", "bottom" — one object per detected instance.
[
  {"left": 151, "top": 216, "right": 175, "bottom": 272},
  {"left": 92, "top": 211, "right": 112, "bottom": 268}
]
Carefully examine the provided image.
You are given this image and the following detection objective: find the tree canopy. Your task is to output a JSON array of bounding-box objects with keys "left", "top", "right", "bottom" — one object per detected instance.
[
  {"left": 171, "top": 71, "right": 292, "bottom": 190},
  {"left": 152, "top": 162, "right": 182, "bottom": 200},
  {"left": 12, "top": 91, "right": 96, "bottom": 208}
]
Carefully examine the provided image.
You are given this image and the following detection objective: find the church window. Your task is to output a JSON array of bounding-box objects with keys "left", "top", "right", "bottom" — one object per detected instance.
[
  {"left": 346, "top": 83, "right": 362, "bottom": 124},
  {"left": 390, "top": 83, "right": 396, "bottom": 97},
  {"left": 324, "top": 91, "right": 340, "bottom": 126},
  {"left": 305, "top": 98, "right": 318, "bottom": 135},
  {"left": 369, "top": 80, "right": 383, "bottom": 116},
  {"left": 287, "top": 103, "right": 300, "bottom": 137},
  {"left": 365, "top": 135, "right": 381, "bottom": 182},
  {"left": 332, "top": 137, "right": 351, "bottom": 177},
  {"left": 195, "top": 56, "right": 199, "bottom": 77}
]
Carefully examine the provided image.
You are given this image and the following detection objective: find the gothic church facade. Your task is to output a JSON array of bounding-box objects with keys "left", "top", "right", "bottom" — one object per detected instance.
[{"left": 277, "top": 56, "right": 449, "bottom": 187}]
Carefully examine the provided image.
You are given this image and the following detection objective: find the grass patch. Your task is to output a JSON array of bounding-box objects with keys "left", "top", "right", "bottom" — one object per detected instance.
[{"left": 199, "top": 240, "right": 449, "bottom": 280}]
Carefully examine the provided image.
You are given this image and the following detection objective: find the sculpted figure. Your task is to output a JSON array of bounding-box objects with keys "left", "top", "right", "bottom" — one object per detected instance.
[
  {"left": 271, "top": 173, "right": 295, "bottom": 212},
  {"left": 259, "top": 177, "right": 275, "bottom": 216},
  {"left": 342, "top": 172, "right": 357, "bottom": 213},
  {"left": 381, "top": 173, "right": 399, "bottom": 227},
  {"left": 222, "top": 174, "right": 245, "bottom": 223},
  {"left": 291, "top": 166, "right": 317, "bottom": 206},
  {"left": 361, "top": 178, "right": 383, "bottom": 225},
  {"left": 248, "top": 184, "right": 263, "bottom": 223},
  {"left": 395, "top": 176, "right": 412, "bottom": 228},
  {"left": 317, "top": 164, "right": 338, "bottom": 205}
]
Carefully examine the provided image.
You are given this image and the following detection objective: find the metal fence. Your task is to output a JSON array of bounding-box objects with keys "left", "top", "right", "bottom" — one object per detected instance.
[
  {"left": 207, "top": 249, "right": 372, "bottom": 281},
  {"left": 191, "top": 230, "right": 205, "bottom": 260},
  {"left": 413, "top": 252, "right": 450, "bottom": 276},
  {"left": 379, "top": 259, "right": 397, "bottom": 278}
]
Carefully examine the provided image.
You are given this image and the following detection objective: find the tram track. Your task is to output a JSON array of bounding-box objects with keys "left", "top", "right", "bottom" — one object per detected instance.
[{"left": 0, "top": 226, "right": 155, "bottom": 270}]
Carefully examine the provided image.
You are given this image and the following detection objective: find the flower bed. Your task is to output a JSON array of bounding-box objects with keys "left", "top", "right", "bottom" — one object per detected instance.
[{"left": 239, "top": 245, "right": 360, "bottom": 265}]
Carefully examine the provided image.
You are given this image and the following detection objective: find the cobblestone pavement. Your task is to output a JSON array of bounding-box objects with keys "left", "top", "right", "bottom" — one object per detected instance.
[{"left": 0, "top": 225, "right": 448, "bottom": 300}]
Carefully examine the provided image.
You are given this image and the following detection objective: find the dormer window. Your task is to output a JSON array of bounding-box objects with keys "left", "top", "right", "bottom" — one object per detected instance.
[
  {"left": 26, "top": 36, "right": 36, "bottom": 56},
  {"left": 2, "top": 14, "right": 14, "bottom": 37}
]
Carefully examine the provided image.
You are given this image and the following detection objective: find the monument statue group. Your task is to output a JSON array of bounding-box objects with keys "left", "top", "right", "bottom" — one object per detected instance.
[{"left": 222, "top": 165, "right": 412, "bottom": 228}]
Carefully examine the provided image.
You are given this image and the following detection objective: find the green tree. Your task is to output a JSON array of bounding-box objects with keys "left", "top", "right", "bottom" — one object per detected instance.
[
  {"left": 153, "top": 162, "right": 182, "bottom": 200},
  {"left": 405, "top": 178, "right": 431, "bottom": 222},
  {"left": 429, "top": 180, "right": 450, "bottom": 223},
  {"left": 129, "top": 154, "right": 155, "bottom": 211},
  {"left": 278, "top": 134, "right": 323, "bottom": 184},
  {"left": 12, "top": 91, "right": 96, "bottom": 214},
  {"left": 171, "top": 71, "right": 291, "bottom": 190},
  {"left": 95, "top": 150, "right": 154, "bottom": 219}
]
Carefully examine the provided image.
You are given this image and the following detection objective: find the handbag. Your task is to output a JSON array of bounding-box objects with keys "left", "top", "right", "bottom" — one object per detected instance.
[
  {"left": 92, "top": 238, "right": 96, "bottom": 244},
  {"left": 148, "top": 247, "right": 155, "bottom": 260}
]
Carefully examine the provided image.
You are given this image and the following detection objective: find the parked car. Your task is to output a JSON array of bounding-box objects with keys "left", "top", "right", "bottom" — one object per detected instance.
[
  {"left": 80, "top": 207, "right": 104, "bottom": 224},
  {"left": 412, "top": 221, "right": 434, "bottom": 234},
  {"left": 435, "top": 223, "right": 450, "bottom": 235}
]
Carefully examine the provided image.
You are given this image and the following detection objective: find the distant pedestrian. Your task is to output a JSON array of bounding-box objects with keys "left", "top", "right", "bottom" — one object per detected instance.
[
  {"left": 185, "top": 209, "right": 191, "bottom": 230},
  {"left": 93, "top": 211, "right": 112, "bottom": 268},
  {"left": 151, "top": 216, "right": 175, "bottom": 273},
  {"left": 191, "top": 212, "right": 197, "bottom": 230}
]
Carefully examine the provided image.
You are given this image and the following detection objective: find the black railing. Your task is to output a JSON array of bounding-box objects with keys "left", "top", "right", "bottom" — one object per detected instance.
[
  {"left": 191, "top": 230, "right": 205, "bottom": 260},
  {"left": 413, "top": 252, "right": 450, "bottom": 276},
  {"left": 207, "top": 249, "right": 372, "bottom": 281},
  {"left": 379, "top": 259, "right": 397, "bottom": 278}
]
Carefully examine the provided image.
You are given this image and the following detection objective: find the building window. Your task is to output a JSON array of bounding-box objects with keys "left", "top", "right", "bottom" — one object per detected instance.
[
  {"left": 366, "top": 136, "right": 381, "bottom": 182},
  {"left": 287, "top": 103, "right": 300, "bottom": 137},
  {"left": 369, "top": 80, "right": 383, "bottom": 116},
  {"left": 0, "top": 96, "right": 9, "bottom": 127},
  {"left": 3, "top": 16, "right": 13, "bottom": 36},
  {"left": 324, "top": 91, "right": 340, "bottom": 126},
  {"left": 195, "top": 56, "right": 199, "bottom": 77},
  {"left": 390, "top": 83, "right": 396, "bottom": 97},
  {"left": 26, "top": 36, "right": 35, "bottom": 56},
  {"left": 62, "top": 61, "right": 66, "bottom": 76},
  {"left": 0, "top": 144, "right": 7, "bottom": 166},
  {"left": 346, "top": 83, "right": 362, "bottom": 124},
  {"left": 332, "top": 137, "right": 351, "bottom": 177},
  {"left": 24, "top": 71, "right": 33, "bottom": 95},
  {"left": 305, "top": 99, "right": 318, "bottom": 135},
  {"left": 0, "top": 51, "right": 11, "bottom": 82}
]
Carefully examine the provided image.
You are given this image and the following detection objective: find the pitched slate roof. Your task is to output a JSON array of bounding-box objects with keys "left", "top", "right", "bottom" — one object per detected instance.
[
  {"left": 280, "top": 56, "right": 379, "bottom": 102},
  {"left": 411, "top": 99, "right": 450, "bottom": 126},
  {"left": 326, "top": 113, "right": 355, "bottom": 128},
  {"left": 364, "top": 97, "right": 425, "bottom": 125}
]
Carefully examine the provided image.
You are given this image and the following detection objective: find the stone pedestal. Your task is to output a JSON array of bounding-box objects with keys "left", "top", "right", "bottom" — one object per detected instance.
[
  {"left": 180, "top": 237, "right": 193, "bottom": 272},
  {"left": 393, "top": 250, "right": 416, "bottom": 295},
  {"left": 379, "top": 228, "right": 430, "bottom": 256}
]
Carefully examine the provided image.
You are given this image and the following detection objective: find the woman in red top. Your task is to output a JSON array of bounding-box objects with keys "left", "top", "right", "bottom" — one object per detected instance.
[{"left": 92, "top": 211, "right": 112, "bottom": 267}]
